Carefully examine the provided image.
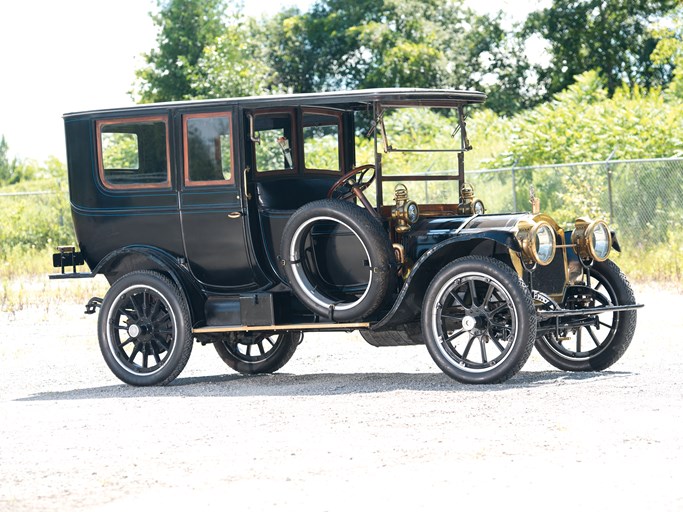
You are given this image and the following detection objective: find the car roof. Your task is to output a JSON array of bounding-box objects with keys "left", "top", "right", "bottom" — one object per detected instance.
[{"left": 63, "top": 88, "right": 486, "bottom": 119}]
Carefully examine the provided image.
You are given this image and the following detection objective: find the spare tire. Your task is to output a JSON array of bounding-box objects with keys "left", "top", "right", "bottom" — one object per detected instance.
[{"left": 280, "top": 199, "right": 395, "bottom": 322}]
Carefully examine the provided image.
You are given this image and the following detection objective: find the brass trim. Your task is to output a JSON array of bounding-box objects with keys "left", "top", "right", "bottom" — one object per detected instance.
[
  {"left": 227, "top": 211, "right": 242, "bottom": 219},
  {"left": 572, "top": 217, "right": 612, "bottom": 262},
  {"left": 243, "top": 166, "right": 252, "bottom": 200},
  {"left": 193, "top": 322, "right": 370, "bottom": 334}
]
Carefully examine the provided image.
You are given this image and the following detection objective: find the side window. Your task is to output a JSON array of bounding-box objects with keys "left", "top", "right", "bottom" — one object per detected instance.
[
  {"left": 184, "top": 113, "right": 233, "bottom": 186},
  {"left": 253, "top": 112, "right": 295, "bottom": 173},
  {"left": 303, "top": 112, "right": 341, "bottom": 172},
  {"left": 97, "top": 117, "right": 170, "bottom": 189}
]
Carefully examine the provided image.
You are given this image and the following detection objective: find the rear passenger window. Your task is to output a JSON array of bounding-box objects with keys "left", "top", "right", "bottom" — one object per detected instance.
[
  {"left": 184, "top": 113, "right": 233, "bottom": 185},
  {"left": 97, "top": 117, "right": 170, "bottom": 189}
]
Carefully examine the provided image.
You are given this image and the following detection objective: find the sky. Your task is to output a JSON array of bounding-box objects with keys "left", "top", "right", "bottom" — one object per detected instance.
[{"left": 0, "top": 0, "right": 547, "bottom": 163}]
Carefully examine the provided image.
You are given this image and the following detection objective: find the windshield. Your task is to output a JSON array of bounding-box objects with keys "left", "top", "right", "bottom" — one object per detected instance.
[{"left": 375, "top": 105, "right": 470, "bottom": 204}]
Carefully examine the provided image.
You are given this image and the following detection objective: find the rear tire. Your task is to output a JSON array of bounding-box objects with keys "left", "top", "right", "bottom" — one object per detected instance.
[
  {"left": 214, "top": 332, "right": 301, "bottom": 374},
  {"left": 98, "top": 270, "right": 193, "bottom": 386}
]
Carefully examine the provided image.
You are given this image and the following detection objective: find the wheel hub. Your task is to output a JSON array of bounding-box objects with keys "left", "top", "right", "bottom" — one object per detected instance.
[{"left": 462, "top": 315, "right": 477, "bottom": 331}]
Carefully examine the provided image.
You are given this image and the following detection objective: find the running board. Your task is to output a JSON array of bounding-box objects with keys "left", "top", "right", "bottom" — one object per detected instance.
[{"left": 193, "top": 322, "right": 370, "bottom": 334}]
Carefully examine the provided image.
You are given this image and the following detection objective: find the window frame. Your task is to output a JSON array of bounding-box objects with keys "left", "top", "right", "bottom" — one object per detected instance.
[
  {"left": 182, "top": 111, "right": 235, "bottom": 187},
  {"left": 250, "top": 108, "right": 298, "bottom": 176},
  {"left": 301, "top": 107, "right": 344, "bottom": 174},
  {"left": 96, "top": 115, "right": 171, "bottom": 191}
]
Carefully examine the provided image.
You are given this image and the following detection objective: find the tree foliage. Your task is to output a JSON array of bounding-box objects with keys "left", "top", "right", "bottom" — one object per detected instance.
[
  {"left": 525, "top": 0, "right": 678, "bottom": 99},
  {"left": 495, "top": 70, "right": 683, "bottom": 167},
  {"left": 651, "top": 6, "right": 683, "bottom": 99},
  {"left": 133, "top": 0, "right": 229, "bottom": 102}
]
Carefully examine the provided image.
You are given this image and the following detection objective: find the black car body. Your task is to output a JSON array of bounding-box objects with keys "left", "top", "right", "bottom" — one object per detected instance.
[{"left": 52, "top": 88, "right": 642, "bottom": 385}]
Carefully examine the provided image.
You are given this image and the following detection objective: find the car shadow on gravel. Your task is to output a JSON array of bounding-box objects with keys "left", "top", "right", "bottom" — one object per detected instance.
[{"left": 16, "top": 370, "right": 633, "bottom": 401}]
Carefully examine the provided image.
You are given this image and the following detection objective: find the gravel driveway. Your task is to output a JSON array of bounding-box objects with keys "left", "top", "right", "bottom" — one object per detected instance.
[{"left": 1, "top": 283, "right": 681, "bottom": 511}]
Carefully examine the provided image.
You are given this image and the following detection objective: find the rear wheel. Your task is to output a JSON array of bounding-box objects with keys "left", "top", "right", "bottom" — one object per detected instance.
[
  {"left": 535, "top": 260, "right": 637, "bottom": 371},
  {"left": 214, "top": 332, "right": 302, "bottom": 374},
  {"left": 98, "top": 270, "right": 193, "bottom": 386},
  {"left": 422, "top": 256, "right": 536, "bottom": 384}
]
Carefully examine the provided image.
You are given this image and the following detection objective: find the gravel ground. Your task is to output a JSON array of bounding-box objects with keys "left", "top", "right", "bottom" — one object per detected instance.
[{"left": 1, "top": 283, "right": 682, "bottom": 511}]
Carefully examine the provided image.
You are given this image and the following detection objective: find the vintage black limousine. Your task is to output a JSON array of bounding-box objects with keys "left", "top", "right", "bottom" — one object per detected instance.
[{"left": 52, "top": 88, "right": 641, "bottom": 386}]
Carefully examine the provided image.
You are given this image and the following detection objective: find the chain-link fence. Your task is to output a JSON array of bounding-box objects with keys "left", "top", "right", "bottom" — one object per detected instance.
[
  {"left": 467, "top": 157, "right": 683, "bottom": 249},
  {"left": 2, "top": 157, "right": 681, "bottom": 254}
]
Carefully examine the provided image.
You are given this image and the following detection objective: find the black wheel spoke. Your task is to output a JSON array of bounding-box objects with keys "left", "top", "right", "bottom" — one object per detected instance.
[
  {"left": 116, "top": 305, "right": 133, "bottom": 320},
  {"left": 576, "top": 328, "right": 582, "bottom": 352},
  {"left": 142, "top": 291, "right": 149, "bottom": 316},
  {"left": 462, "top": 335, "right": 476, "bottom": 360},
  {"left": 599, "top": 320, "right": 614, "bottom": 329},
  {"left": 444, "top": 329, "right": 466, "bottom": 343},
  {"left": 128, "top": 344, "right": 140, "bottom": 363},
  {"left": 586, "top": 326, "right": 601, "bottom": 347},
  {"left": 479, "top": 337, "right": 488, "bottom": 363},
  {"left": 142, "top": 350, "right": 149, "bottom": 369},
  {"left": 149, "top": 299, "right": 161, "bottom": 320},
  {"left": 482, "top": 283, "right": 494, "bottom": 308},
  {"left": 468, "top": 279, "right": 478, "bottom": 306},
  {"left": 129, "top": 295, "right": 143, "bottom": 319},
  {"left": 488, "top": 304, "right": 507, "bottom": 317},
  {"left": 257, "top": 341, "right": 266, "bottom": 355},
  {"left": 491, "top": 337, "right": 505, "bottom": 352},
  {"left": 120, "top": 337, "right": 134, "bottom": 348},
  {"left": 150, "top": 341, "right": 161, "bottom": 364},
  {"left": 153, "top": 334, "right": 169, "bottom": 351},
  {"left": 450, "top": 290, "right": 467, "bottom": 309}
]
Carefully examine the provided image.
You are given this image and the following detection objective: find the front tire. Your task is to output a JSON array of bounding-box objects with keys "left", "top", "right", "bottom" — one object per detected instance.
[
  {"left": 98, "top": 270, "right": 193, "bottom": 386},
  {"left": 422, "top": 256, "right": 536, "bottom": 384},
  {"left": 535, "top": 260, "right": 637, "bottom": 371},
  {"left": 214, "top": 332, "right": 302, "bottom": 374}
]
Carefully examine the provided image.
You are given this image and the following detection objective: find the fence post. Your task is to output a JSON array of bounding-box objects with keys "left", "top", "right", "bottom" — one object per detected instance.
[
  {"left": 605, "top": 149, "right": 616, "bottom": 224},
  {"left": 511, "top": 158, "right": 518, "bottom": 211}
]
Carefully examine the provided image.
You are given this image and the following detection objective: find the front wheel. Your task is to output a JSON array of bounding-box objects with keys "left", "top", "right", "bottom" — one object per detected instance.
[
  {"left": 97, "top": 270, "right": 193, "bottom": 386},
  {"left": 214, "top": 331, "right": 302, "bottom": 374},
  {"left": 421, "top": 256, "right": 537, "bottom": 384},
  {"left": 535, "top": 260, "right": 637, "bottom": 372}
]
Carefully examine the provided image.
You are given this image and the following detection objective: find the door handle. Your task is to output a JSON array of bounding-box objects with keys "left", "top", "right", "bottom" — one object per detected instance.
[{"left": 227, "top": 211, "right": 243, "bottom": 219}]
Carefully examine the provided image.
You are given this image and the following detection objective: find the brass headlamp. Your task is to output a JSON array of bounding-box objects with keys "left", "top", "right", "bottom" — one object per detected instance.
[
  {"left": 516, "top": 219, "right": 557, "bottom": 266},
  {"left": 572, "top": 217, "right": 612, "bottom": 262},
  {"left": 392, "top": 184, "right": 419, "bottom": 234}
]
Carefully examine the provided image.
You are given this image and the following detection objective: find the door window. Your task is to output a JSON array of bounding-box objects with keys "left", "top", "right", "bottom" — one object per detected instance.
[
  {"left": 184, "top": 112, "right": 234, "bottom": 186},
  {"left": 303, "top": 111, "right": 341, "bottom": 172}
]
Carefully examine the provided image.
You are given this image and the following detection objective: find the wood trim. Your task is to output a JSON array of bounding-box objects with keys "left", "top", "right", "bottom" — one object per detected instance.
[
  {"left": 182, "top": 111, "right": 235, "bottom": 187},
  {"left": 96, "top": 115, "right": 171, "bottom": 191},
  {"left": 193, "top": 322, "right": 370, "bottom": 334}
]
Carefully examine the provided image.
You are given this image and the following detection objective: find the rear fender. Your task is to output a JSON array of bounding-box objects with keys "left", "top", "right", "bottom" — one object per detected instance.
[
  {"left": 373, "top": 233, "right": 520, "bottom": 330},
  {"left": 92, "top": 245, "right": 205, "bottom": 325}
]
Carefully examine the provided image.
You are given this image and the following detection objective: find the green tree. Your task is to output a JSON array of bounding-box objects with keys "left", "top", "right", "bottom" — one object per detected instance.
[
  {"left": 262, "top": 0, "right": 531, "bottom": 113},
  {"left": 651, "top": 6, "right": 683, "bottom": 99},
  {"left": 133, "top": 0, "right": 228, "bottom": 102},
  {"left": 0, "top": 135, "right": 13, "bottom": 184},
  {"left": 193, "top": 14, "right": 283, "bottom": 98},
  {"left": 525, "top": 0, "right": 677, "bottom": 98}
]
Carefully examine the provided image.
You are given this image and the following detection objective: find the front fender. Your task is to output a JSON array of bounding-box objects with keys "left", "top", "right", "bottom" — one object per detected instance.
[{"left": 372, "top": 233, "right": 520, "bottom": 330}]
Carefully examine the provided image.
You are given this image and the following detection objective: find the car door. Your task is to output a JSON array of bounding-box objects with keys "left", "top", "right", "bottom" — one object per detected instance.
[{"left": 178, "top": 110, "right": 258, "bottom": 289}]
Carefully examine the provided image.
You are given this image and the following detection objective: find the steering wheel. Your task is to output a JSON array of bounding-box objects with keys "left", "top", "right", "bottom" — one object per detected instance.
[{"left": 327, "top": 164, "right": 376, "bottom": 201}]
